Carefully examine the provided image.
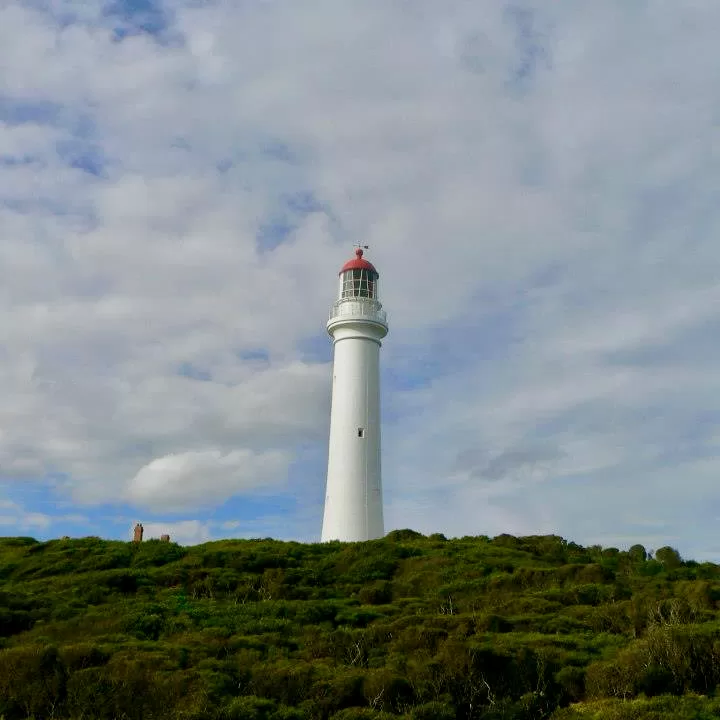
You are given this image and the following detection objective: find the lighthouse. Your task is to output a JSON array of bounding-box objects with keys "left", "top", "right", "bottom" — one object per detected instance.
[{"left": 321, "top": 247, "right": 389, "bottom": 542}]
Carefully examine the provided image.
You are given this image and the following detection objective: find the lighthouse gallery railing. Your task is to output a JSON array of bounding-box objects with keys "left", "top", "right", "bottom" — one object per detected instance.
[{"left": 328, "top": 299, "right": 387, "bottom": 325}]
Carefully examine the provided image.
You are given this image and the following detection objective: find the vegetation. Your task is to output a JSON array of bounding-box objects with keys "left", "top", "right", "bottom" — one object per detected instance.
[{"left": 1, "top": 531, "right": 720, "bottom": 719}]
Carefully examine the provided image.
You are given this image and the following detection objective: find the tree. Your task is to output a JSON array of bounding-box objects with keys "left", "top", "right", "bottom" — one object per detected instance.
[
  {"left": 627, "top": 544, "right": 647, "bottom": 563},
  {"left": 655, "top": 547, "right": 683, "bottom": 570}
]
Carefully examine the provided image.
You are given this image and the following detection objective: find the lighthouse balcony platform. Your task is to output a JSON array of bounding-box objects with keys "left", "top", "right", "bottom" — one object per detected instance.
[{"left": 328, "top": 298, "right": 387, "bottom": 325}]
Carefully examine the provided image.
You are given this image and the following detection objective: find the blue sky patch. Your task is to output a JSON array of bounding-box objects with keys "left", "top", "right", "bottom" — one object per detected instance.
[
  {"left": 0, "top": 154, "right": 38, "bottom": 167},
  {"left": 56, "top": 139, "right": 109, "bottom": 177},
  {"left": 256, "top": 191, "right": 326, "bottom": 253},
  {"left": 261, "top": 141, "right": 301, "bottom": 166},
  {"left": 238, "top": 349, "right": 271, "bottom": 365},
  {"left": 0, "top": 97, "right": 63, "bottom": 126},
  {"left": 106, "top": 0, "right": 172, "bottom": 39},
  {"left": 177, "top": 362, "right": 212, "bottom": 382},
  {"left": 504, "top": 5, "right": 551, "bottom": 90},
  {"left": 256, "top": 220, "right": 296, "bottom": 252}
]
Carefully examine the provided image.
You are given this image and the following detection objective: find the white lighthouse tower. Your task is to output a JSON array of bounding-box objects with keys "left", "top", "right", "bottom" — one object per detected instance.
[{"left": 321, "top": 247, "right": 388, "bottom": 542}]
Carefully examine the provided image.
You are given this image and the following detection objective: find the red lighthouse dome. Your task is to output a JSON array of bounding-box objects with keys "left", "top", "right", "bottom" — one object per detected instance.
[{"left": 339, "top": 247, "right": 378, "bottom": 276}]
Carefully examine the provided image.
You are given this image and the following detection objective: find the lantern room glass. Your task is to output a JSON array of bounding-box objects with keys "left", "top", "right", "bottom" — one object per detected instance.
[{"left": 340, "top": 269, "right": 378, "bottom": 300}]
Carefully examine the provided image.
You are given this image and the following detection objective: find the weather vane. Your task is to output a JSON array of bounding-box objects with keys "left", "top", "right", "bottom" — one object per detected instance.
[{"left": 353, "top": 243, "right": 369, "bottom": 250}]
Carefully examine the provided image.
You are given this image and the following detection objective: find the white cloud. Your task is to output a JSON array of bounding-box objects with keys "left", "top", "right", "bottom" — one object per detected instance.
[
  {"left": 126, "top": 449, "right": 291, "bottom": 511},
  {"left": 0, "top": 499, "right": 52, "bottom": 530}
]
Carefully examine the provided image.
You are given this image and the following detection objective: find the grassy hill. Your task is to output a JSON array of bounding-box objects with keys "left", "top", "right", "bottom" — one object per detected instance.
[{"left": 2, "top": 531, "right": 720, "bottom": 719}]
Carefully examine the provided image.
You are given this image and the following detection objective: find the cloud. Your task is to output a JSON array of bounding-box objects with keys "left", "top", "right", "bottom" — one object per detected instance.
[
  {"left": 0, "top": 499, "right": 53, "bottom": 531},
  {"left": 0, "top": 0, "right": 719, "bottom": 558},
  {"left": 126, "top": 449, "right": 291, "bottom": 511}
]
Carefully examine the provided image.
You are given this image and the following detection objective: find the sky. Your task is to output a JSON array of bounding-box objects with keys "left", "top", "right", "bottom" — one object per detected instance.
[{"left": 1, "top": 0, "right": 719, "bottom": 559}]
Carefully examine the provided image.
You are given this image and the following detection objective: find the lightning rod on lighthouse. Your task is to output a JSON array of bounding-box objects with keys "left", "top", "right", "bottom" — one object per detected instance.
[{"left": 321, "top": 247, "right": 388, "bottom": 542}]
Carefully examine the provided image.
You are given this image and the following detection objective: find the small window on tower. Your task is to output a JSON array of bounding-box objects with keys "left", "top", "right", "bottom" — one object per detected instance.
[{"left": 357, "top": 427, "right": 365, "bottom": 438}]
